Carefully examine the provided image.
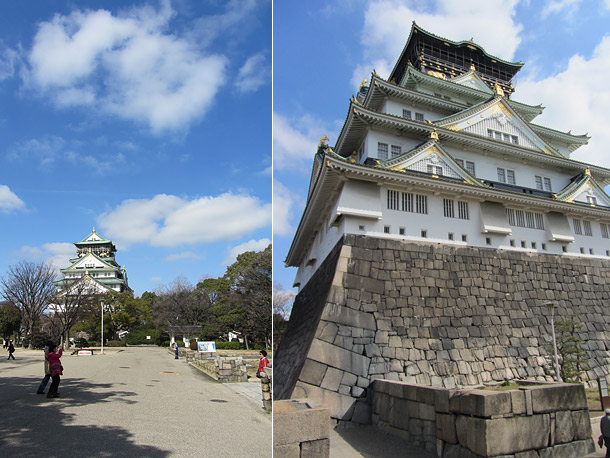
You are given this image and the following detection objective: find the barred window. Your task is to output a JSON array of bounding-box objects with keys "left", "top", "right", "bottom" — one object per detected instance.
[
  {"left": 573, "top": 219, "right": 582, "bottom": 235},
  {"left": 402, "top": 192, "right": 413, "bottom": 212},
  {"left": 415, "top": 112, "right": 425, "bottom": 122},
  {"left": 601, "top": 223, "right": 609, "bottom": 239},
  {"left": 387, "top": 190, "right": 426, "bottom": 214},
  {"left": 416, "top": 194, "right": 428, "bottom": 214},
  {"left": 391, "top": 145, "right": 402, "bottom": 158},
  {"left": 458, "top": 201, "right": 469, "bottom": 220},
  {"left": 544, "top": 177, "right": 552, "bottom": 192},
  {"left": 387, "top": 190, "right": 400, "bottom": 210},
  {"left": 535, "top": 176, "right": 543, "bottom": 190},
  {"left": 455, "top": 158, "right": 475, "bottom": 175},
  {"left": 506, "top": 208, "right": 544, "bottom": 230},
  {"left": 587, "top": 196, "right": 598, "bottom": 205},
  {"left": 443, "top": 199, "right": 454, "bottom": 218},
  {"left": 378, "top": 142, "right": 388, "bottom": 160},
  {"left": 583, "top": 220, "right": 592, "bottom": 236},
  {"left": 403, "top": 109, "right": 412, "bottom": 119}
]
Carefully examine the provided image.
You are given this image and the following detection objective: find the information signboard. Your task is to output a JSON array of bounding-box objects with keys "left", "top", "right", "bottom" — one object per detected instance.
[{"left": 197, "top": 341, "right": 216, "bottom": 353}]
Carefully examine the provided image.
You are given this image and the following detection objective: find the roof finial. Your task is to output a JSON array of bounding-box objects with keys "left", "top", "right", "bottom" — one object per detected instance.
[
  {"left": 493, "top": 83, "right": 505, "bottom": 97},
  {"left": 430, "top": 129, "right": 439, "bottom": 141},
  {"left": 360, "top": 78, "right": 369, "bottom": 91},
  {"left": 319, "top": 135, "right": 329, "bottom": 148},
  {"left": 92, "top": 226, "right": 96, "bottom": 233},
  {"left": 585, "top": 167, "right": 591, "bottom": 176},
  {"left": 470, "top": 63, "right": 476, "bottom": 71}
]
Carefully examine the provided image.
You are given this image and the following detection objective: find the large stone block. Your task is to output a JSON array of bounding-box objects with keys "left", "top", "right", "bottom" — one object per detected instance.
[
  {"left": 321, "top": 303, "right": 376, "bottom": 330},
  {"left": 320, "top": 367, "right": 343, "bottom": 391},
  {"left": 273, "top": 400, "right": 330, "bottom": 447},
  {"left": 292, "top": 382, "right": 357, "bottom": 420},
  {"left": 307, "top": 339, "right": 370, "bottom": 377},
  {"left": 537, "top": 439, "right": 595, "bottom": 458},
  {"left": 299, "top": 359, "right": 328, "bottom": 386},
  {"left": 527, "top": 384, "right": 587, "bottom": 413},
  {"left": 449, "top": 390, "right": 512, "bottom": 418},
  {"left": 301, "top": 439, "right": 330, "bottom": 458},
  {"left": 456, "top": 413, "right": 550, "bottom": 456}
]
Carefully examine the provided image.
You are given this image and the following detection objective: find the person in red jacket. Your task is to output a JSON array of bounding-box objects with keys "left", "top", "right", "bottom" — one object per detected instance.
[
  {"left": 47, "top": 344, "right": 63, "bottom": 398},
  {"left": 257, "top": 350, "right": 269, "bottom": 377}
]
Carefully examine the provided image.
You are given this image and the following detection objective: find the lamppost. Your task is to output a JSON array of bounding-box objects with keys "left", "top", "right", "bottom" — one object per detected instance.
[
  {"left": 544, "top": 301, "right": 562, "bottom": 382},
  {"left": 100, "top": 301, "right": 104, "bottom": 355}
]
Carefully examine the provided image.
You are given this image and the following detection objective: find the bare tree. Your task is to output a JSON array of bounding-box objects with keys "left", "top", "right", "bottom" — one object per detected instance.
[
  {"left": 50, "top": 278, "right": 102, "bottom": 348},
  {"left": 153, "top": 277, "right": 212, "bottom": 329},
  {"left": 0, "top": 261, "right": 57, "bottom": 348}
]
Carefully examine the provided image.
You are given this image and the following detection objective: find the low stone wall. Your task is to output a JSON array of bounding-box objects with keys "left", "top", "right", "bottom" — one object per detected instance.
[
  {"left": 274, "top": 399, "right": 330, "bottom": 458},
  {"left": 189, "top": 355, "right": 248, "bottom": 382},
  {"left": 372, "top": 380, "right": 595, "bottom": 457},
  {"left": 261, "top": 367, "right": 272, "bottom": 410}
]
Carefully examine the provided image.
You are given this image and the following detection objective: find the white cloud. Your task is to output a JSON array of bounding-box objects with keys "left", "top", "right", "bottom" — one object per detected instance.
[
  {"left": 352, "top": 0, "right": 521, "bottom": 88},
  {"left": 8, "top": 135, "right": 65, "bottom": 166},
  {"left": 25, "top": 2, "right": 227, "bottom": 133},
  {"left": 541, "top": 0, "right": 582, "bottom": 18},
  {"left": 0, "top": 185, "right": 25, "bottom": 213},
  {"left": 273, "top": 179, "right": 300, "bottom": 236},
  {"left": 165, "top": 251, "right": 203, "bottom": 262},
  {"left": 516, "top": 35, "right": 610, "bottom": 169},
  {"left": 98, "top": 192, "right": 271, "bottom": 248},
  {"left": 18, "top": 242, "right": 74, "bottom": 271},
  {"left": 235, "top": 52, "right": 270, "bottom": 93},
  {"left": 191, "top": 0, "right": 261, "bottom": 47},
  {"left": 273, "top": 112, "right": 331, "bottom": 171},
  {"left": 149, "top": 276, "right": 163, "bottom": 283},
  {"left": 0, "top": 45, "right": 18, "bottom": 81},
  {"left": 223, "top": 238, "right": 270, "bottom": 265}
]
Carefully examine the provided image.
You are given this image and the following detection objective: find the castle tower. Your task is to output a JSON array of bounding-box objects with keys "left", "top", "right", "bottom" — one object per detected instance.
[
  {"left": 54, "top": 227, "right": 131, "bottom": 296},
  {"left": 275, "top": 24, "right": 610, "bottom": 422}
]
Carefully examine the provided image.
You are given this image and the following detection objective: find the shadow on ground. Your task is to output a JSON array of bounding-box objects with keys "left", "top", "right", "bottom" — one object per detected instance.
[
  {"left": 0, "top": 375, "right": 169, "bottom": 458},
  {"left": 333, "top": 424, "right": 436, "bottom": 458}
]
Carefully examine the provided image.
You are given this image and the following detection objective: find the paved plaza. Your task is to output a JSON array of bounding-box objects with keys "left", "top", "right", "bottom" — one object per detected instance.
[{"left": 0, "top": 346, "right": 271, "bottom": 457}]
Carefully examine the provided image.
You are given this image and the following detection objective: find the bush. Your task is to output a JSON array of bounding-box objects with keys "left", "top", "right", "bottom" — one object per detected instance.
[
  {"left": 23, "top": 332, "right": 49, "bottom": 349},
  {"left": 252, "top": 343, "right": 267, "bottom": 350},
  {"left": 74, "top": 338, "right": 89, "bottom": 348},
  {"left": 161, "top": 340, "right": 170, "bottom": 347},
  {"left": 124, "top": 328, "right": 161, "bottom": 345},
  {"left": 175, "top": 340, "right": 185, "bottom": 347},
  {"left": 106, "top": 340, "right": 125, "bottom": 347},
  {"left": 215, "top": 341, "right": 242, "bottom": 350},
  {"left": 189, "top": 339, "right": 197, "bottom": 351}
]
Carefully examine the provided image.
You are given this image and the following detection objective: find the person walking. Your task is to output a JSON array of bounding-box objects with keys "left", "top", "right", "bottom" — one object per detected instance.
[
  {"left": 257, "top": 350, "right": 269, "bottom": 377},
  {"left": 47, "top": 344, "right": 63, "bottom": 398},
  {"left": 37, "top": 340, "right": 53, "bottom": 394},
  {"left": 7, "top": 340, "right": 15, "bottom": 360},
  {"left": 601, "top": 408, "right": 610, "bottom": 457},
  {"left": 174, "top": 342, "right": 179, "bottom": 359}
]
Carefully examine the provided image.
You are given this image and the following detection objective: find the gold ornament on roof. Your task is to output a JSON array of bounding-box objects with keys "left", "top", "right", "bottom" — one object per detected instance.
[
  {"left": 585, "top": 167, "right": 591, "bottom": 176},
  {"left": 349, "top": 152, "right": 358, "bottom": 163},
  {"left": 470, "top": 63, "right": 476, "bottom": 71},
  {"left": 493, "top": 83, "right": 505, "bottom": 97},
  {"left": 359, "top": 78, "right": 368, "bottom": 91},
  {"left": 319, "top": 135, "right": 329, "bottom": 147},
  {"left": 430, "top": 129, "right": 439, "bottom": 141}
]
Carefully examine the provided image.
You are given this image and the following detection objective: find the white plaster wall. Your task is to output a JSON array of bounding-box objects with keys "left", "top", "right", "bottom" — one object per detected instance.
[
  {"left": 365, "top": 129, "right": 423, "bottom": 161},
  {"left": 294, "top": 186, "right": 610, "bottom": 290},
  {"left": 382, "top": 98, "right": 448, "bottom": 121}
]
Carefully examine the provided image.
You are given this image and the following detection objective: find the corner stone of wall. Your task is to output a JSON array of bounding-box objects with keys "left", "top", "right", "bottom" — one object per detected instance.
[
  {"left": 372, "top": 380, "right": 596, "bottom": 457},
  {"left": 273, "top": 399, "right": 330, "bottom": 458},
  {"left": 276, "top": 233, "right": 610, "bottom": 422}
]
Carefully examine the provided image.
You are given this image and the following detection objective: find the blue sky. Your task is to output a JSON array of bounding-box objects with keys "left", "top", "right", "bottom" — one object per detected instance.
[
  {"left": 0, "top": 0, "right": 271, "bottom": 296},
  {"left": 273, "top": 0, "right": 610, "bottom": 301}
]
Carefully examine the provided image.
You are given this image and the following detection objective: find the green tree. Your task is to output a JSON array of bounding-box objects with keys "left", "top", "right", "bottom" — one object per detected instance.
[
  {"left": 0, "top": 301, "right": 21, "bottom": 341},
  {"left": 103, "top": 290, "right": 153, "bottom": 334},
  {"left": 553, "top": 315, "right": 589, "bottom": 382}
]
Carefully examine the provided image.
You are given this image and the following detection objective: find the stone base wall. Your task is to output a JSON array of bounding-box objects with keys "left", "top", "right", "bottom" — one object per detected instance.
[
  {"left": 189, "top": 355, "right": 247, "bottom": 382},
  {"left": 261, "top": 367, "right": 272, "bottom": 411},
  {"left": 274, "top": 400, "right": 330, "bottom": 458},
  {"left": 275, "top": 234, "right": 610, "bottom": 421},
  {"left": 372, "top": 380, "right": 595, "bottom": 458}
]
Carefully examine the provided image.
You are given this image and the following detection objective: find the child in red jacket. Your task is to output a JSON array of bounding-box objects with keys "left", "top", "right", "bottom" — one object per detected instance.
[{"left": 47, "top": 344, "right": 63, "bottom": 398}]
